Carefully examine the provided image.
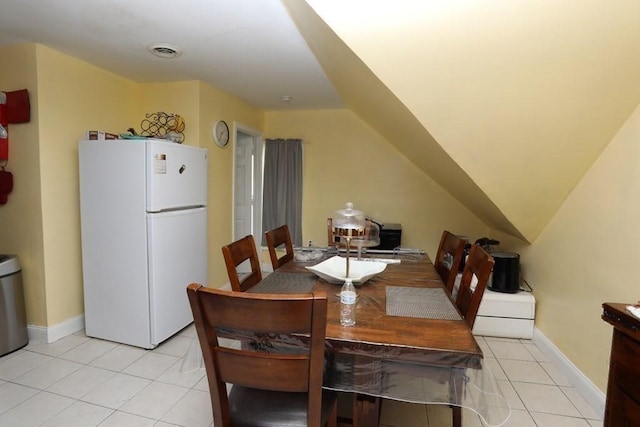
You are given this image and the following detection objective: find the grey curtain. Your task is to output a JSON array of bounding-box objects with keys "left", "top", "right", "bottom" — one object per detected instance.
[{"left": 262, "top": 138, "right": 303, "bottom": 246}]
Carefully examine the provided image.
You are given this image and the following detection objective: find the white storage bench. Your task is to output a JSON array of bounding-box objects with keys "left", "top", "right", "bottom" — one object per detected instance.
[
  {"left": 473, "top": 288, "right": 535, "bottom": 339},
  {"left": 453, "top": 274, "right": 535, "bottom": 339}
]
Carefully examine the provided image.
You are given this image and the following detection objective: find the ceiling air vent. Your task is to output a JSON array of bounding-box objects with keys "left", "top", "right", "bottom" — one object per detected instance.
[{"left": 147, "top": 43, "right": 182, "bottom": 59}]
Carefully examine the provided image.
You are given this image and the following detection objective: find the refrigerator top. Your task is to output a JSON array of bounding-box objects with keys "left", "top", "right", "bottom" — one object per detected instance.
[{"left": 79, "top": 139, "right": 209, "bottom": 212}]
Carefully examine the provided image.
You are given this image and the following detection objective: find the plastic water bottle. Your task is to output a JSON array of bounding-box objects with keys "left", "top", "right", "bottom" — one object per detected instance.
[{"left": 340, "top": 279, "right": 356, "bottom": 326}]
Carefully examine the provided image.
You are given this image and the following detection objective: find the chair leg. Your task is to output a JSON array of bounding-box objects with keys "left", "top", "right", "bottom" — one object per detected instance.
[
  {"left": 353, "top": 394, "right": 381, "bottom": 426},
  {"left": 327, "top": 398, "right": 338, "bottom": 427},
  {"left": 451, "top": 405, "right": 461, "bottom": 427}
]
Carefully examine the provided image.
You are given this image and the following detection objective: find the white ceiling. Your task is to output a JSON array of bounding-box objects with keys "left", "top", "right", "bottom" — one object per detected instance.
[{"left": 0, "top": 0, "right": 343, "bottom": 110}]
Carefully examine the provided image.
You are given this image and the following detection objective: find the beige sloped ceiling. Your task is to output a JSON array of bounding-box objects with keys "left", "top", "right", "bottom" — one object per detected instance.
[{"left": 283, "top": 0, "right": 640, "bottom": 243}]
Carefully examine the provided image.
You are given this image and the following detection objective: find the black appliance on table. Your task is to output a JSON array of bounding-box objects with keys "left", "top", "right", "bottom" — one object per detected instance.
[{"left": 372, "top": 223, "right": 402, "bottom": 250}]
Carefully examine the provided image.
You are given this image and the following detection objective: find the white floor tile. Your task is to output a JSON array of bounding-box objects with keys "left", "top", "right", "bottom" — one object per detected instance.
[
  {"left": 99, "top": 411, "right": 156, "bottom": 426},
  {"left": 0, "top": 390, "right": 74, "bottom": 427},
  {"left": 499, "top": 359, "right": 555, "bottom": 384},
  {"left": 155, "top": 359, "right": 205, "bottom": 388},
  {"left": 540, "top": 361, "right": 573, "bottom": 386},
  {"left": 0, "top": 351, "right": 53, "bottom": 380},
  {"left": 26, "top": 334, "right": 90, "bottom": 357},
  {"left": 46, "top": 365, "right": 116, "bottom": 399},
  {"left": 119, "top": 381, "right": 189, "bottom": 420},
  {"left": 153, "top": 335, "right": 194, "bottom": 358},
  {"left": 122, "top": 352, "right": 178, "bottom": 380},
  {"left": 497, "top": 380, "right": 526, "bottom": 411},
  {"left": 500, "top": 409, "right": 536, "bottom": 427},
  {"left": 523, "top": 341, "right": 549, "bottom": 362},
  {"left": 561, "top": 387, "right": 603, "bottom": 420},
  {"left": 0, "top": 382, "right": 39, "bottom": 414},
  {"left": 512, "top": 382, "right": 582, "bottom": 417},
  {"left": 484, "top": 340, "right": 536, "bottom": 361},
  {"left": 178, "top": 323, "right": 196, "bottom": 338},
  {"left": 89, "top": 343, "right": 147, "bottom": 372},
  {"left": 58, "top": 339, "right": 117, "bottom": 364},
  {"left": 484, "top": 357, "right": 507, "bottom": 381},
  {"left": 193, "top": 375, "right": 210, "bottom": 392},
  {"left": 41, "top": 400, "right": 113, "bottom": 426},
  {"left": 530, "top": 411, "right": 592, "bottom": 426},
  {"left": 160, "top": 388, "right": 213, "bottom": 427},
  {"left": 81, "top": 373, "right": 150, "bottom": 409},
  {"left": 13, "top": 357, "right": 83, "bottom": 390}
]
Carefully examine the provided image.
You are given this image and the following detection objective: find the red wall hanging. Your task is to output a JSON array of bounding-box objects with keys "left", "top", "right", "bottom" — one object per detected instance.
[{"left": 0, "top": 89, "right": 30, "bottom": 204}]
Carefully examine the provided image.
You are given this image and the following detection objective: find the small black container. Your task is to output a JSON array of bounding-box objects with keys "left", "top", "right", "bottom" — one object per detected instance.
[{"left": 489, "top": 252, "right": 520, "bottom": 293}]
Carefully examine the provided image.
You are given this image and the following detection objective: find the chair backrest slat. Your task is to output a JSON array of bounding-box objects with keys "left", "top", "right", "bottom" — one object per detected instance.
[
  {"left": 434, "top": 231, "right": 466, "bottom": 294},
  {"left": 265, "top": 224, "right": 294, "bottom": 270},
  {"left": 455, "top": 244, "right": 494, "bottom": 328},
  {"left": 221, "top": 234, "right": 262, "bottom": 292}
]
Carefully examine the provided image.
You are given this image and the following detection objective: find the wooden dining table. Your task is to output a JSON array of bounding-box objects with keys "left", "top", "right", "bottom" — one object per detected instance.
[{"left": 245, "top": 251, "right": 509, "bottom": 427}]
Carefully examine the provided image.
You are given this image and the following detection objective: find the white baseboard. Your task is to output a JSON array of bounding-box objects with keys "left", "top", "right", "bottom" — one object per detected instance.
[
  {"left": 27, "top": 314, "right": 85, "bottom": 344},
  {"left": 532, "top": 327, "right": 605, "bottom": 418}
]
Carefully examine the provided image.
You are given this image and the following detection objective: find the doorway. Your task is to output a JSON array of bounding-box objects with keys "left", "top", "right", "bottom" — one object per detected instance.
[{"left": 232, "top": 123, "right": 263, "bottom": 254}]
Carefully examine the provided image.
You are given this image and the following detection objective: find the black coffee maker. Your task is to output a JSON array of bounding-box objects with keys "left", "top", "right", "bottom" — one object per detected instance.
[
  {"left": 489, "top": 252, "right": 520, "bottom": 293},
  {"left": 458, "top": 237, "right": 499, "bottom": 272},
  {"left": 458, "top": 237, "right": 520, "bottom": 293}
]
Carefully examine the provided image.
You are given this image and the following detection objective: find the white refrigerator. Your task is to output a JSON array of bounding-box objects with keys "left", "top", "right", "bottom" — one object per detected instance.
[{"left": 79, "top": 138, "right": 208, "bottom": 349}]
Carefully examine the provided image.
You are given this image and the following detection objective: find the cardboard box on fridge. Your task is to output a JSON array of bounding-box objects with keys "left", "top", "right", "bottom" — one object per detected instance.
[{"left": 85, "top": 131, "right": 119, "bottom": 140}]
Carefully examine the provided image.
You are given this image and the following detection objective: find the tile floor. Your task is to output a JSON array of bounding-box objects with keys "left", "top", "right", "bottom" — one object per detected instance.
[{"left": 0, "top": 327, "right": 604, "bottom": 427}]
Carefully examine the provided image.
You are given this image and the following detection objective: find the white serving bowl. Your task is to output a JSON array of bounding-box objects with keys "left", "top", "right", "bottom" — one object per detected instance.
[{"left": 305, "top": 255, "right": 386, "bottom": 284}]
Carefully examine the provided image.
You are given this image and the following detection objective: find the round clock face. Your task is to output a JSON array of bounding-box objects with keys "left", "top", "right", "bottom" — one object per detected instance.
[{"left": 212, "top": 120, "right": 230, "bottom": 147}]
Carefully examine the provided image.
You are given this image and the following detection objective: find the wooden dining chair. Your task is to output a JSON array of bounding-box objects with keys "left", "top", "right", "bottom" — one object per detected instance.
[
  {"left": 221, "top": 234, "right": 262, "bottom": 292},
  {"left": 455, "top": 244, "right": 494, "bottom": 329},
  {"left": 186, "top": 284, "right": 338, "bottom": 427},
  {"left": 445, "top": 244, "right": 494, "bottom": 427},
  {"left": 265, "top": 224, "right": 294, "bottom": 270},
  {"left": 434, "top": 231, "right": 466, "bottom": 294}
]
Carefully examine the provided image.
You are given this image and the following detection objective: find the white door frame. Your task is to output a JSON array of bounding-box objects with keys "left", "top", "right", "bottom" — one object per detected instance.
[{"left": 232, "top": 122, "right": 264, "bottom": 255}]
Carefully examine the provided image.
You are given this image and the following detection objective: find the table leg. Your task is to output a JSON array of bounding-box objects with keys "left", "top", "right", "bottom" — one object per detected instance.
[
  {"left": 352, "top": 393, "right": 381, "bottom": 427},
  {"left": 450, "top": 368, "right": 464, "bottom": 427}
]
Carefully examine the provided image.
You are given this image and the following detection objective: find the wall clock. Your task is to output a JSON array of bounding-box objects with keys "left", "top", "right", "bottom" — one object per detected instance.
[{"left": 212, "top": 120, "right": 230, "bottom": 147}]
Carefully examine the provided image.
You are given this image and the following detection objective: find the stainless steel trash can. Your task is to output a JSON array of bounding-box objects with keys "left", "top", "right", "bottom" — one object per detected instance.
[{"left": 0, "top": 255, "right": 28, "bottom": 356}]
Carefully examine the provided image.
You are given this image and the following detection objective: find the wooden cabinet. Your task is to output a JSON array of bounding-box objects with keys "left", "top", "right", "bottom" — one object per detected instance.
[{"left": 601, "top": 303, "right": 640, "bottom": 426}]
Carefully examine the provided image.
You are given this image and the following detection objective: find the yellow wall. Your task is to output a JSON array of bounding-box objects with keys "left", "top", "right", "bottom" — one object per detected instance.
[
  {"left": 264, "top": 109, "right": 489, "bottom": 256},
  {"left": 36, "top": 45, "right": 140, "bottom": 326},
  {"left": 198, "top": 82, "right": 264, "bottom": 287},
  {"left": 140, "top": 81, "right": 200, "bottom": 146},
  {"left": 0, "top": 44, "right": 264, "bottom": 329},
  {"left": 0, "top": 44, "right": 45, "bottom": 325},
  {"left": 519, "top": 104, "right": 640, "bottom": 391}
]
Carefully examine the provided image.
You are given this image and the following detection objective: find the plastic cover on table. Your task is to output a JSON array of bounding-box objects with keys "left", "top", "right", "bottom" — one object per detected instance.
[{"left": 182, "top": 327, "right": 510, "bottom": 427}]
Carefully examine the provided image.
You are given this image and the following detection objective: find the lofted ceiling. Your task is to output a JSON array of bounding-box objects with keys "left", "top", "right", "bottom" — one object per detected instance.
[
  {"left": 0, "top": 0, "right": 342, "bottom": 110},
  {"left": 2, "top": 0, "right": 639, "bottom": 243},
  {"left": 286, "top": 0, "right": 640, "bottom": 242}
]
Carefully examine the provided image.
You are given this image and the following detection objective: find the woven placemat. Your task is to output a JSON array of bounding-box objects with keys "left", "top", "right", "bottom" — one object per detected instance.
[
  {"left": 249, "top": 272, "right": 315, "bottom": 294},
  {"left": 386, "top": 286, "right": 461, "bottom": 320}
]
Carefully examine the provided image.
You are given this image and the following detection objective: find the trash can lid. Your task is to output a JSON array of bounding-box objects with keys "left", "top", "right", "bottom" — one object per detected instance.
[{"left": 0, "top": 255, "right": 20, "bottom": 276}]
